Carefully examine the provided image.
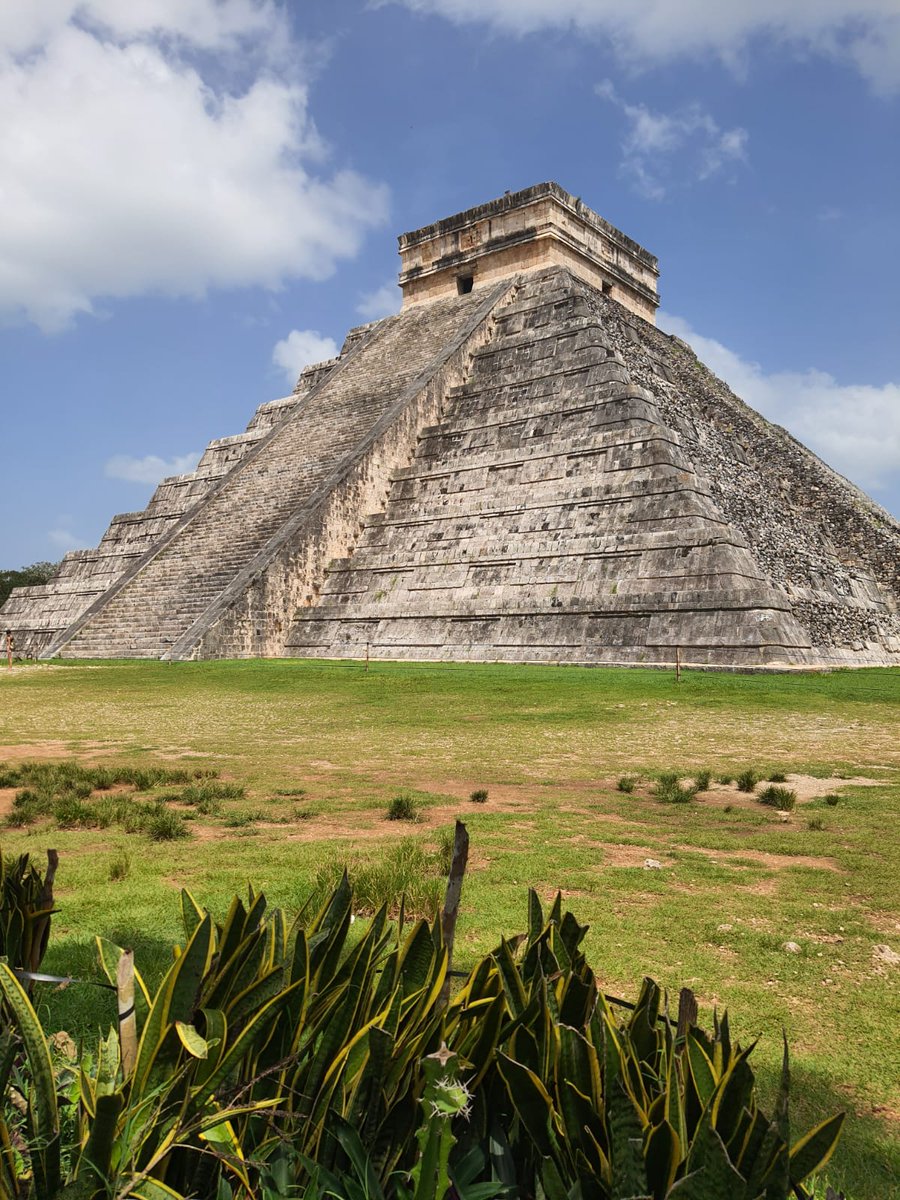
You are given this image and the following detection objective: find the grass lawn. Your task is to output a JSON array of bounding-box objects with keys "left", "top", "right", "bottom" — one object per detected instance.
[{"left": 1, "top": 658, "right": 898, "bottom": 1198}]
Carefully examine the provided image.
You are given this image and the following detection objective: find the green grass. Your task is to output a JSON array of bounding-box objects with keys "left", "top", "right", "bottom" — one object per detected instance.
[{"left": 1, "top": 658, "right": 898, "bottom": 1198}]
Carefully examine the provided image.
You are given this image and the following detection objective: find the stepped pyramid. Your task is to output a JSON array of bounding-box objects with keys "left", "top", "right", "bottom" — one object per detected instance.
[{"left": 4, "top": 183, "right": 899, "bottom": 667}]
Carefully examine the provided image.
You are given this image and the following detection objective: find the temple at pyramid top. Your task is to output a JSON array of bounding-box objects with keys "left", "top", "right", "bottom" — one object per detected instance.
[{"left": 398, "top": 182, "right": 660, "bottom": 322}]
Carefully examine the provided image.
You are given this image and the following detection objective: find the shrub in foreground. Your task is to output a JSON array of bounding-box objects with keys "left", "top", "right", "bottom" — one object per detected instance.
[
  {"left": 736, "top": 768, "right": 760, "bottom": 793},
  {"left": 0, "top": 858, "right": 846, "bottom": 1200}
]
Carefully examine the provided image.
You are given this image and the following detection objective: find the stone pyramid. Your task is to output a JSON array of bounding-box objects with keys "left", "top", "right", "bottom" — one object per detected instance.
[{"left": 4, "top": 183, "right": 898, "bottom": 668}]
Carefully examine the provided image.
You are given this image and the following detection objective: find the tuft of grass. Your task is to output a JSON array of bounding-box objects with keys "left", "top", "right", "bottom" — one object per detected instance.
[
  {"left": 108, "top": 850, "right": 130, "bottom": 881},
  {"left": 768, "top": 771, "right": 788, "bottom": 783},
  {"left": 824, "top": 794, "right": 841, "bottom": 807},
  {"left": 387, "top": 793, "right": 419, "bottom": 822},
  {"left": 275, "top": 787, "right": 307, "bottom": 798},
  {"left": 293, "top": 805, "right": 321, "bottom": 822},
  {"left": 179, "top": 781, "right": 245, "bottom": 804},
  {"left": 311, "top": 839, "right": 444, "bottom": 919},
  {"left": 53, "top": 796, "right": 95, "bottom": 828},
  {"left": 0, "top": 765, "right": 22, "bottom": 788},
  {"left": 758, "top": 785, "right": 797, "bottom": 811},
  {"left": 144, "top": 806, "right": 191, "bottom": 841},
  {"left": 435, "top": 827, "right": 455, "bottom": 875},
  {"left": 693, "top": 769, "right": 712, "bottom": 792},
  {"left": 723, "top": 804, "right": 734, "bottom": 813},
  {"left": 223, "top": 810, "right": 261, "bottom": 828},
  {"left": 617, "top": 776, "right": 637, "bottom": 793},
  {"left": 807, "top": 817, "right": 825, "bottom": 831},
  {"left": 6, "top": 800, "right": 41, "bottom": 827},
  {"left": 716, "top": 774, "right": 734, "bottom": 785},
  {"left": 654, "top": 772, "right": 697, "bottom": 804},
  {"left": 469, "top": 789, "right": 489, "bottom": 804},
  {"left": 736, "top": 769, "right": 760, "bottom": 793}
]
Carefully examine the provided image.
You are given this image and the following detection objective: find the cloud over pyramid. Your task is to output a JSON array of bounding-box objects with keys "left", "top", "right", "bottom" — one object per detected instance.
[{"left": 4, "top": 184, "right": 899, "bottom": 668}]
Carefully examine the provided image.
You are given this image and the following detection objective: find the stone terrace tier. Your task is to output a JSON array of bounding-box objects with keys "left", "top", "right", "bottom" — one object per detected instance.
[{"left": 45, "top": 283, "right": 513, "bottom": 659}]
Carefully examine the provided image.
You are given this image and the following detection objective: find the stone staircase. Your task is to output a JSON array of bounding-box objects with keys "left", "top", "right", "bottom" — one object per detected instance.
[{"left": 50, "top": 284, "right": 510, "bottom": 658}]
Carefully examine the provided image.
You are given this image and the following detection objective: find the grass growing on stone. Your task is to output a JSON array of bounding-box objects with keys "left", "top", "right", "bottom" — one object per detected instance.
[{"left": 0, "top": 658, "right": 898, "bottom": 1198}]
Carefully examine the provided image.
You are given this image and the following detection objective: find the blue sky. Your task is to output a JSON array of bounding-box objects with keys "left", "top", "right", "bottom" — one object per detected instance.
[{"left": 1, "top": 0, "right": 898, "bottom": 567}]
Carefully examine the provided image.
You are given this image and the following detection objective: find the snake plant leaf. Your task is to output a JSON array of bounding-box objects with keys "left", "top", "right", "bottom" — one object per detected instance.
[
  {"left": 608, "top": 1077, "right": 648, "bottom": 1200},
  {"left": 558, "top": 1023, "right": 601, "bottom": 1109},
  {"left": 398, "top": 919, "right": 439, "bottom": 996},
  {"left": 528, "top": 888, "right": 544, "bottom": 944},
  {"left": 494, "top": 937, "right": 528, "bottom": 1018},
  {"left": 226, "top": 964, "right": 285, "bottom": 1028},
  {"left": 558, "top": 973, "right": 593, "bottom": 1031},
  {"left": 199, "top": 981, "right": 300, "bottom": 1096},
  {"left": 686, "top": 1034, "right": 717, "bottom": 1114},
  {"left": 130, "top": 913, "right": 214, "bottom": 1100},
  {"left": 174, "top": 1021, "right": 209, "bottom": 1059},
  {"left": 711, "top": 1047, "right": 756, "bottom": 1146},
  {"left": 643, "top": 1120, "right": 680, "bottom": 1196},
  {"left": 789, "top": 1113, "right": 845, "bottom": 1185},
  {"left": 669, "top": 1117, "right": 747, "bottom": 1199},
  {"left": 538, "top": 1155, "right": 572, "bottom": 1200},
  {"left": 72, "top": 1090, "right": 124, "bottom": 1195},
  {"left": 180, "top": 889, "right": 205, "bottom": 940},
  {"left": 129, "top": 1177, "right": 188, "bottom": 1199},
  {"left": 497, "top": 1051, "right": 560, "bottom": 1162},
  {"left": 0, "top": 962, "right": 61, "bottom": 1196},
  {"left": 192, "top": 1008, "right": 228, "bottom": 1090}
]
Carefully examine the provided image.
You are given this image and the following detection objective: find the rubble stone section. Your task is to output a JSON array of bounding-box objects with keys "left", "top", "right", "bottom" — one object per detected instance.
[
  {"left": 399, "top": 182, "right": 659, "bottom": 323},
  {"left": 1, "top": 357, "right": 341, "bottom": 657},
  {"left": 43, "top": 284, "right": 512, "bottom": 659}
]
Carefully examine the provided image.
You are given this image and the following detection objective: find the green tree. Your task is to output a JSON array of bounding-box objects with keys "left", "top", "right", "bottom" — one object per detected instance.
[{"left": 0, "top": 561, "right": 58, "bottom": 609}]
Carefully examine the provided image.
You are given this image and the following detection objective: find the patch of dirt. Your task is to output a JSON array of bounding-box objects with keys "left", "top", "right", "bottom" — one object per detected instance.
[
  {"left": 0, "top": 741, "right": 119, "bottom": 761},
  {"left": 0, "top": 787, "right": 17, "bottom": 817},
  {"left": 676, "top": 845, "right": 842, "bottom": 872},
  {"left": 701, "top": 773, "right": 883, "bottom": 811},
  {"left": 590, "top": 843, "right": 672, "bottom": 868}
]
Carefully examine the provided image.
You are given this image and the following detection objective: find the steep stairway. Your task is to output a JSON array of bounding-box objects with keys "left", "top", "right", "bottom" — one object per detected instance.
[{"left": 51, "top": 285, "right": 509, "bottom": 658}]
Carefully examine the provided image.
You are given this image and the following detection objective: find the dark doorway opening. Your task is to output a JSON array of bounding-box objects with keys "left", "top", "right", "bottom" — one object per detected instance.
[{"left": 457, "top": 275, "right": 474, "bottom": 295}]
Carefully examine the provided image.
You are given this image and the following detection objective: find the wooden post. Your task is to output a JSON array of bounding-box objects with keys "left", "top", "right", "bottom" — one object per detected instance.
[
  {"left": 439, "top": 820, "right": 469, "bottom": 1008},
  {"left": 676, "top": 986, "right": 697, "bottom": 1046},
  {"left": 117, "top": 950, "right": 138, "bottom": 1078},
  {"left": 675, "top": 645, "right": 682, "bottom": 683},
  {"left": 5, "top": 632, "right": 12, "bottom": 669},
  {"left": 365, "top": 641, "right": 370, "bottom": 673}
]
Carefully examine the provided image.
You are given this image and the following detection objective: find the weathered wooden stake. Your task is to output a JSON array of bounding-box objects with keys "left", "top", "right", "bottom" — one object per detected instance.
[
  {"left": 439, "top": 819, "right": 469, "bottom": 1008},
  {"left": 676, "top": 986, "right": 697, "bottom": 1045},
  {"left": 365, "top": 641, "right": 370, "bottom": 673},
  {"left": 117, "top": 949, "right": 138, "bottom": 1078},
  {"left": 675, "top": 645, "right": 682, "bottom": 683}
]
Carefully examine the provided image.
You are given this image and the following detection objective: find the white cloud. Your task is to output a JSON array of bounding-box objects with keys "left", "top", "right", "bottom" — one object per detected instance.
[
  {"left": 596, "top": 81, "right": 746, "bottom": 199},
  {"left": 660, "top": 312, "right": 900, "bottom": 497},
  {"left": 0, "top": 2, "right": 389, "bottom": 331},
  {"left": 388, "top": 1, "right": 900, "bottom": 92},
  {"left": 357, "top": 281, "right": 401, "bottom": 320},
  {"left": 272, "top": 329, "right": 339, "bottom": 385},
  {"left": 105, "top": 451, "right": 202, "bottom": 484}
]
